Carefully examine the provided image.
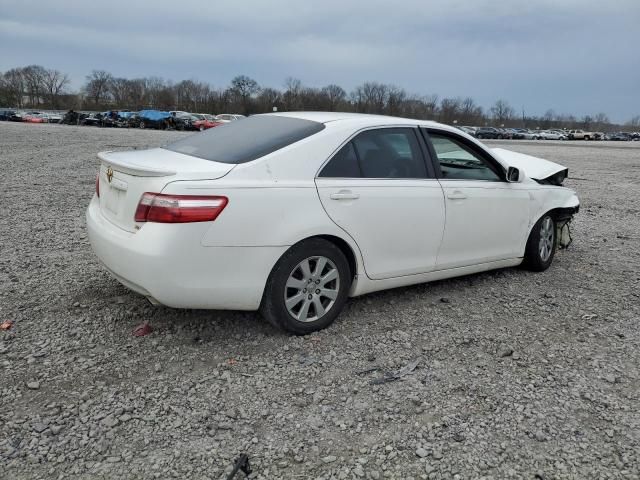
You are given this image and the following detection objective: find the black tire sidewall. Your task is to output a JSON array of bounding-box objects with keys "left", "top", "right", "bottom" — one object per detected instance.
[
  {"left": 261, "top": 239, "right": 351, "bottom": 335},
  {"left": 524, "top": 214, "right": 556, "bottom": 271}
]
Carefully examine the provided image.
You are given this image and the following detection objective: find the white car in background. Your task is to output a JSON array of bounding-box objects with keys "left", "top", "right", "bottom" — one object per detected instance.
[
  {"left": 87, "top": 112, "right": 579, "bottom": 334},
  {"left": 214, "top": 114, "right": 246, "bottom": 123},
  {"left": 539, "top": 130, "right": 568, "bottom": 140}
]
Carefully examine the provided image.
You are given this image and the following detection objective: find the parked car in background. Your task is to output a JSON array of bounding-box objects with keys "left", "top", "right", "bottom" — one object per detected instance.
[
  {"left": 191, "top": 113, "right": 222, "bottom": 131},
  {"left": 9, "top": 111, "right": 25, "bottom": 122},
  {"left": 78, "top": 113, "right": 101, "bottom": 126},
  {"left": 87, "top": 112, "right": 579, "bottom": 334},
  {"left": 538, "top": 130, "right": 567, "bottom": 140},
  {"left": 22, "top": 112, "right": 47, "bottom": 123},
  {"left": 171, "top": 112, "right": 200, "bottom": 131},
  {"left": 42, "top": 112, "right": 63, "bottom": 123},
  {"left": 214, "top": 114, "right": 245, "bottom": 123},
  {"left": 505, "top": 128, "right": 525, "bottom": 139},
  {"left": 134, "top": 110, "right": 171, "bottom": 130},
  {"left": 0, "top": 109, "right": 16, "bottom": 120},
  {"left": 475, "top": 127, "right": 503, "bottom": 139},
  {"left": 568, "top": 129, "right": 594, "bottom": 140},
  {"left": 608, "top": 132, "right": 633, "bottom": 141}
]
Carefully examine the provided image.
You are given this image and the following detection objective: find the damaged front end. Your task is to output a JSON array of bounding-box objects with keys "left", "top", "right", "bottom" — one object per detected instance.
[
  {"left": 490, "top": 148, "right": 579, "bottom": 249},
  {"left": 555, "top": 205, "right": 579, "bottom": 249},
  {"left": 534, "top": 169, "right": 568, "bottom": 187}
]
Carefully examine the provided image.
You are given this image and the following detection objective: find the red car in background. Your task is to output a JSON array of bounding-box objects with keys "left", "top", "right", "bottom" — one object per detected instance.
[
  {"left": 22, "top": 112, "right": 47, "bottom": 123},
  {"left": 191, "top": 113, "right": 222, "bottom": 131}
]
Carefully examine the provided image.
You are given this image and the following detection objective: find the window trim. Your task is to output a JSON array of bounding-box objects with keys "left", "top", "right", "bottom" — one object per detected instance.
[
  {"left": 316, "top": 125, "right": 436, "bottom": 180},
  {"left": 420, "top": 128, "right": 507, "bottom": 182}
]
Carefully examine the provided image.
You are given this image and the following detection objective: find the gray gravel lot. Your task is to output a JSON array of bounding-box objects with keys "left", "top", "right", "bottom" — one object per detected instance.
[{"left": 1, "top": 122, "right": 639, "bottom": 479}]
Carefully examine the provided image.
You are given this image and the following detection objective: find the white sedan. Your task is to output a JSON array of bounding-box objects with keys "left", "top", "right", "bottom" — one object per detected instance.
[
  {"left": 87, "top": 112, "right": 579, "bottom": 334},
  {"left": 539, "top": 130, "right": 568, "bottom": 140}
]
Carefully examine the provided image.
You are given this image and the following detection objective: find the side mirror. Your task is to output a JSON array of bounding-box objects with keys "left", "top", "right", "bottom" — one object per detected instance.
[{"left": 507, "top": 166, "right": 521, "bottom": 183}]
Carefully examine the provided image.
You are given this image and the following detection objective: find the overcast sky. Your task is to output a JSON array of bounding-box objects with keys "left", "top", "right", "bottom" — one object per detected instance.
[{"left": 1, "top": 0, "right": 638, "bottom": 122}]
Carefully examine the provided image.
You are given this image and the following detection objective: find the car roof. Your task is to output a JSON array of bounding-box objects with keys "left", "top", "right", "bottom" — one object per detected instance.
[{"left": 268, "top": 111, "right": 452, "bottom": 130}]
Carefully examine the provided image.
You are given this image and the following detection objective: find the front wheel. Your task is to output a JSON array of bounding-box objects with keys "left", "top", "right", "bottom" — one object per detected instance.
[
  {"left": 260, "top": 239, "right": 351, "bottom": 334},
  {"left": 523, "top": 214, "right": 556, "bottom": 271}
]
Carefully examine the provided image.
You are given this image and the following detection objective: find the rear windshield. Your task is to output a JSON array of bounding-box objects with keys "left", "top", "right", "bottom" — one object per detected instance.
[{"left": 164, "top": 115, "right": 325, "bottom": 163}]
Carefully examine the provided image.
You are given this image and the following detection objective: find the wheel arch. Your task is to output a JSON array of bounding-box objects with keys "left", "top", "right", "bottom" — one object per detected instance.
[{"left": 260, "top": 233, "right": 361, "bottom": 306}]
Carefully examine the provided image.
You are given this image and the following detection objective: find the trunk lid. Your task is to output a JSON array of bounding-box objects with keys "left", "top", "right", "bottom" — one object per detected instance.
[
  {"left": 491, "top": 148, "right": 568, "bottom": 183},
  {"left": 97, "top": 148, "right": 234, "bottom": 232}
]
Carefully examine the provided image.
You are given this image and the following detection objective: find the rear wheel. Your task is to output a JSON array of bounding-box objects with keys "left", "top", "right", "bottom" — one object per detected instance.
[
  {"left": 523, "top": 214, "right": 556, "bottom": 271},
  {"left": 139, "top": 121, "right": 146, "bottom": 129},
  {"left": 260, "top": 239, "right": 351, "bottom": 334}
]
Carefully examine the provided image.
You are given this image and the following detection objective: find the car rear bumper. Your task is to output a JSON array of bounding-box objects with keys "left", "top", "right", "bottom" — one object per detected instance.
[{"left": 86, "top": 196, "right": 286, "bottom": 310}]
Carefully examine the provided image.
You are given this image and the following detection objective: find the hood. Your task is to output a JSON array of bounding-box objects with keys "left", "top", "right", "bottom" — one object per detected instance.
[{"left": 491, "top": 148, "right": 568, "bottom": 183}]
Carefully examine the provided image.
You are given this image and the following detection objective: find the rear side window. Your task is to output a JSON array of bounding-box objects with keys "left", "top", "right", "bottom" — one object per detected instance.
[
  {"left": 320, "top": 143, "right": 360, "bottom": 177},
  {"left": 165, "top": 115, "right": 325, "bottom": 163},
  {"left": 320, "top": 128, "right": 427, "bottom": 179}
]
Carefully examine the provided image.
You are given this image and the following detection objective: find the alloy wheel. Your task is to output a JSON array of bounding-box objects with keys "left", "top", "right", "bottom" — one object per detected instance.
[
  {"left": 284, "top": 256, "right": 340, "bottom": 322},
  {"left": 538, "top": 217, "right": 555, "bottom": 262}
]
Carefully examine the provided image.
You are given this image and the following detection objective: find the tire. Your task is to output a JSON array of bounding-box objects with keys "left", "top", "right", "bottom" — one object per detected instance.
[
  {"left": 199, "top": 126, "right": 205, "bottom": 131},
  {"left": 584, "top": 136, "right": 590, "bottom": 141},
  {"left": 497, "top": 134, "right": 503, "bottom": 139},
  {"left": 260, "top": 238, "right": 351, "bottom": 335},
  {"left": 139, "top": 121, "right": 145, "bottom": 129},
  {"left": 523, "top": 214, "right": 556, "bottom": 272}
]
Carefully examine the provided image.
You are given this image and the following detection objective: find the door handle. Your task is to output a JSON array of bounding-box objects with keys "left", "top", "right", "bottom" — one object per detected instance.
[
  {"left": 447, "top": 191, "right": 467, "bottom": 200},
  {"left": 330, "top": 191, "right": 360, "bottom": 200}
]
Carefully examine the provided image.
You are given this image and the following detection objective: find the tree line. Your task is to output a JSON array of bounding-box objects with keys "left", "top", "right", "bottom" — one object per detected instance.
[{"left": 1, "top": 65, "right": 639, "bottom": 131}]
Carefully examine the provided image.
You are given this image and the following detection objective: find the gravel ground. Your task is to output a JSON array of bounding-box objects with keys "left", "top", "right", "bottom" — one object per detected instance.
[{"left": 1, "top": 121, "right": 639, "bottom": 480}]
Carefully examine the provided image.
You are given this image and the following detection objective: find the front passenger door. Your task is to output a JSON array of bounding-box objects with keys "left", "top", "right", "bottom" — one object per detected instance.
[
  {"left": 424, "top": 130, "right": 530, "bottom": 269},
  {"left": 316, "top": 127, "right": 446, "bottom": 280}
]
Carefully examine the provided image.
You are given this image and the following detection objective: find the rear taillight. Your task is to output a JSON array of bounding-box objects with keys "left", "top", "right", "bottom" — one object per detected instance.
[
  {"left": 134, "top": 193, "right": 228, "bottom": 223},
  {"left": 95, "top": 173, "right": 100, "bottom": 197}
]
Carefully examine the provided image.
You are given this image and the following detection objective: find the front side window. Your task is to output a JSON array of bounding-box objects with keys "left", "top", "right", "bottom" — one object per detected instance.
[{"left": 427, "top": 133, "right": 502, "bottom": 181}]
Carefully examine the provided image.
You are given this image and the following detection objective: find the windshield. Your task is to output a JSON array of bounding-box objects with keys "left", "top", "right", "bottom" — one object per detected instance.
[{"left": 165, "top": 115, "right": 325, "bottom": 164}]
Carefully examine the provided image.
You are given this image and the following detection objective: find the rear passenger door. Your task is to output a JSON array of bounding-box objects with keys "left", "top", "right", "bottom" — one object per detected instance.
[{"left": 315, "top": 127, "right": 446, "bottom": 280}]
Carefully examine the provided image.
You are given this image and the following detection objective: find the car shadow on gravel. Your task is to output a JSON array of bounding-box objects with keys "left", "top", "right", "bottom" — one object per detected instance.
[{"left": 74, "top": 264, "right": 534, "bottom": 342}]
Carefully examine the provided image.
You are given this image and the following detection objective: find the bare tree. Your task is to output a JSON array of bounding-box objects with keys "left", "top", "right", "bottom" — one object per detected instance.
[
  {"left": 320, "top": 84, "right": 346, "bottom": 111},
  {"left": 41, "top": 69, "right": 70, "bottom": 108},
  {"left": 627, "top": 115, "right": 640, "bottom": 128},
  {"left": 84, "top": 70, "right": 113, "bottom": 108},
  {"left": 228, "top": 75, "right": 260, "bottom": 114},
  {"left": 22, "top": 65, "right": 47, "bottom": 107},
  {"left": 439, "top": 97, "right": 461, "bottom": 124},
  {"left": 491, "top": 99, "right": 515, "bottom": 125},
  {"left": 283, "top": 77, "right": 303, "bottom": 111},
  {"left": 1, "top": 69, "right": 26, "bottom": 107},
  {"left": 385, "top": 86, "right": 406, "bottom": 116}
]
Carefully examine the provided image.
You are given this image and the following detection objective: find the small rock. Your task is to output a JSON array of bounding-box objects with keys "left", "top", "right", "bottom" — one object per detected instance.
[
  {"left": 50, "top": 425, "right": 62, "bottom": 435},
  {"left": 26, "top": 381, "right": 40, "bottom": 390},
  {"left": 499, "top": 347, "right": 514, "bottom": 358},
  {"left": 32, "top": 423, "right": 48, "bottom": 434},
  {"left": 322, "top": 455, "right": 337, "bottom": 463},
  {"left": 353, "top": 465, "right": 365, "bottom": 477},
  {"left": 416, "top": 447, "right": 428, "bottom": 458},
  {"left": 604, "top": 374, "right": 617, "bottom": 384},
  {"left": 101, "top": 416, "right": 119, "bottom": 428},
  {"left": 432, "top": 451, "right": 443, "bottom": 460},
  {"left": 154, "top": 363, "right": 162, "bottom": 373},
  {"left": 440, "top": 297, "right": 450, "bottom": 304},
  {"left": 534, "top": 431, "right": 546, "bottom": 442}
]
